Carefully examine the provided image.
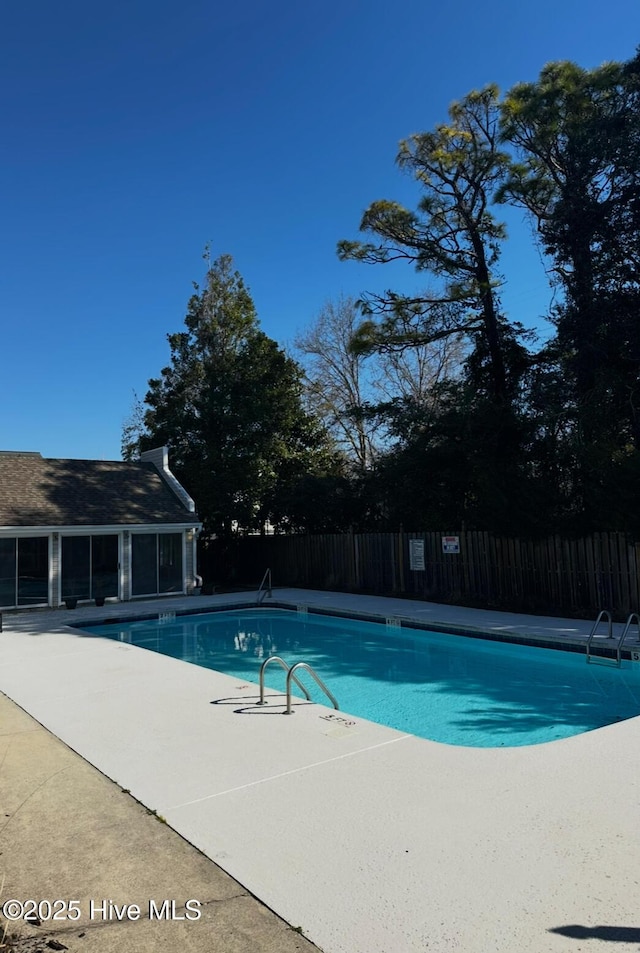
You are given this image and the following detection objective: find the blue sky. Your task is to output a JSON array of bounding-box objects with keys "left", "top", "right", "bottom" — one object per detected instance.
[{"left": 2, "top": 0, "right": 639, "bottom": 460}]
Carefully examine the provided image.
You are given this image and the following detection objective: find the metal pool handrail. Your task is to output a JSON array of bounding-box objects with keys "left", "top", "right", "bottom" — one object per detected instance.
[
  {"left": 257, "top": 655, "right": 311, "bottom": 705},
  {"left": 256, "top": 568, "right": 272, "bottom": 605},
  {"left": 586, "top": 610, "right": 640, "bottom": 667},
  {"left": 284, "top": 662, "right": 339, "bottom": 715},
  {"left": 586, "top": 609, "right": 613, "bottom": 664},
  {"left": 615, "top": 612, "right": 640, "bottom": 668}
]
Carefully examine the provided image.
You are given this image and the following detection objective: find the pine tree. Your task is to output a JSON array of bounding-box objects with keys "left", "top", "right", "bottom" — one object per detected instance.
[{"left": 133, "top": 253, "right": 341, "bottom": 536}]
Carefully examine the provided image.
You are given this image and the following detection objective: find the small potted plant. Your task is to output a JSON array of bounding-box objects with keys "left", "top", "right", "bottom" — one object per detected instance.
[{"left": 64, "top": 597, "right": 78, "bottom": 610}]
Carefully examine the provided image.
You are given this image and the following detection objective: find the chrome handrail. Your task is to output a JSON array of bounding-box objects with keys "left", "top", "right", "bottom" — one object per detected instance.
[
  {"left": 616, "top": 613, "right": 640, "bottom": 667},
  {"left": 256, "top": 568, "right": 272, "bottom": 605},
  {"left": 586, "top": 609, "right": 640, "bottom": 667},
  {"left": 586, "top": 609, "right": 613, "bottom": 664},
  {"left": 284, "top": 662, "right": 339, "bottom": 715},
  {"left": 257, "top": 655, "right": 311, "bottom": 705}
]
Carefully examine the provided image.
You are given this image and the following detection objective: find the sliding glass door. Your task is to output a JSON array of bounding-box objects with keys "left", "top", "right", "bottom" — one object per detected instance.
[
  {"left": 131, "top": 533, "right": 183, "bottom": 596},
  {"left": 0, "top": 539, "right": 16, "bottom": 607},
  {"left": 131, "top": 534, "right": 157, "bottom": 596},
  {"left": 158, "top": 533, "right": 183, "bottom": 593},
  {"left": 61, "top": 535, "right": 119, "bottom": 602},
  {"left": 61, "top": 536, "right": 90, "bottom": 600},
  {"left": 91, "top": 536, "right": 119, "bottom": 598},
  {"left": 0, "top": 536, "right": 49, "bottom": 607}
]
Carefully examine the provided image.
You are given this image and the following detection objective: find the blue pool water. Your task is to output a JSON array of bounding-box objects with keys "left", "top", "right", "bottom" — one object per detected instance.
[{"left": 83, "top": 608, "right": 640, "bottom": 748}]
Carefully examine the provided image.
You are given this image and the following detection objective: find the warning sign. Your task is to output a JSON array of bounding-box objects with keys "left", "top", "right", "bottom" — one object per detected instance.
[
  {"left": 409, "top": 539, "right": 425, "bottom": 571},
  {"left": 441, "top": 536, "right": 460, "bottom": 554}
]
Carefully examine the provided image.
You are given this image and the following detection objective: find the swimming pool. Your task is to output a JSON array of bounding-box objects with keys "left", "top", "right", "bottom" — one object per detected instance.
[{"left": 82, "top": 607, "right": 640, "bottom": 748}]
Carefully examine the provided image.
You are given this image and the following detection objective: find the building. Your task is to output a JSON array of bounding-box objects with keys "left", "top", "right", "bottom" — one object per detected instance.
[{"left": 0, "top": 447, "right": 202, "bottom": 609}]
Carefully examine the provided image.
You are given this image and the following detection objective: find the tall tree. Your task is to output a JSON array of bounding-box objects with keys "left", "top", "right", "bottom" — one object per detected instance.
[
  {"left": 294, "top": 296, "right": 378, "bottom": 469},
  {"left": 294, "top": 295, "right": 463, "bottom": 470},
  {"left": 337, "top": 87, "right": 538, "bottom": 531},
  {"left": 131, "top": 253, "right": 341, "bottom": 536},
  {"left": 499, "top": 59, "right": 635, "bottom": 393},
  {"left": 500, "top": 54, "right": 640, "bottom": 528},
  {"left": 338, "top": 85, "right": 526, "bottom": 404},
  {"left": 121, "top": 391, "right": 146, "bottom": 462}
]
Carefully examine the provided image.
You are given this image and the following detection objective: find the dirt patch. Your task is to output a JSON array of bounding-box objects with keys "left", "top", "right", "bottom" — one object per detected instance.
[{"left": 1, "top": 919, "right": 71, "bottom": 951}]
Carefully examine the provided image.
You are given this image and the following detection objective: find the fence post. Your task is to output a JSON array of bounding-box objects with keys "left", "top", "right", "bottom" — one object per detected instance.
[
  {"left": 353, "top": 533, "right": 361, "bottom": 590},
  {"left": 398, "top": 526, "right": 405, "bottom": 593}
]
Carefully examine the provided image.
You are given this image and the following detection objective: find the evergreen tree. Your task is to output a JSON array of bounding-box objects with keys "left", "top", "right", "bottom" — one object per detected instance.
[
  {"left": 338, "top": 86, "right": 527, "bottom": 404},
  {"left": 131, "top": 253, "right": 342, "bottom": 536},
  {"left": 500, "top": 54, "right": 640, "bottom": 530}
]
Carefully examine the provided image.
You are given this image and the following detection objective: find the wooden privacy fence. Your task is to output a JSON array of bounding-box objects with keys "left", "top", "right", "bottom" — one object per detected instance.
[{"left": 202, "top": 531, "right": 640, "bottom": 618}]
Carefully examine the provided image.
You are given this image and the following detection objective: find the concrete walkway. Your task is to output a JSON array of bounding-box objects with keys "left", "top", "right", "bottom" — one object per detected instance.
[
  {"left": 1, "top": 590, "right": 640, "bottom": 953},
  {"left": 0, "top": 693, "right": 320, "bottom": 953}
]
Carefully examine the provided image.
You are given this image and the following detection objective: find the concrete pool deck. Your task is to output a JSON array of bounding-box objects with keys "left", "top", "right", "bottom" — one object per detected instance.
[{"left": 1, "top": 589, "right": 640, "bottom": 953}]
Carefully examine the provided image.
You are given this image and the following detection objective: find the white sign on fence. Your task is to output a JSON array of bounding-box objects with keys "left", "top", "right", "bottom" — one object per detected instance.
[
  {"left": 409, "top": 539, "right": 425, "bottom": 571},
  {"left": 441, "top": 535, "right": 460, "bottom": 554}
]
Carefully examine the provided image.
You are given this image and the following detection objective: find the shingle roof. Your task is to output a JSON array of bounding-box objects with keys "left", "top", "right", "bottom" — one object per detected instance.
[{"left": 0, "top": 452, "right": 198, "bottom": 527}]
